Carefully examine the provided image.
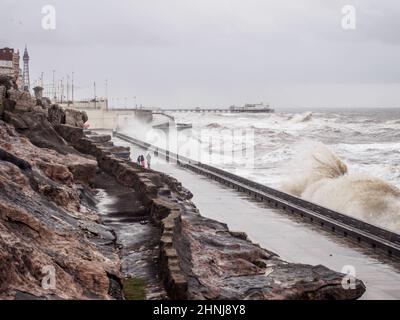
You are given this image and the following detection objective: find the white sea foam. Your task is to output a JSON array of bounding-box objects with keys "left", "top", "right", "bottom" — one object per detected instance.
[
  {"left": 288, "top": 111, "right": 313, "bottom": 123},
  {"left": 281, "top": 141, "right": 400, "bottom": 232},
  {"left": 302, "top": 174, "right": 400, "bottom": 232},
  {"left": 280, "top": 141, "right": 347, "bottom": 195}
]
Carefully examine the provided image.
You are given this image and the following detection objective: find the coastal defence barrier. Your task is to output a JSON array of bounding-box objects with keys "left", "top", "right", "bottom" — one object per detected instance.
[{"left": 114, "top": 131, "right": 400, "bottom": 260}]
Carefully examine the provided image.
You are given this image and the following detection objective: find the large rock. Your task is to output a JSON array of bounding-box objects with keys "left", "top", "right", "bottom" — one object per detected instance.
[
  {"left": 86, "top": 134, "right": 111, "bottom": 143},
  {"left": 176, "top": 212, "right": 365, "bottom": 299},
  {"left": 0, "top": 120, "right": 96, "bottom": 212},
  {"left": 48, "top": 106, "right": 88, "bottom": 128},
  {"left": 8, "top": 89, "right": 36, "bottom": 112},
  {"left": 0, "top": 121, "right": 121, "bottom": 299},
  {"left": 65, "top": 109, "right": 88, "bottom": 127},
  {"left": 3, "top": 111, "right": 28, "bottom": 129},
  {"left": 0, "top": 147, "right": 32, "bottom": 171},
  {"left": 4, "top": 110, "right": 77, "bottom": 155},
  {"left": 67, "top": 161, "right": 98, "bottom": 186},
  {"left": 48, "top": 104, "right": 65, "bottom": 126},
  {"left": 36, "top": 160, "right": 74, "bottom": 184},
  {"left": 0, "top": 197, "right": 118, "bottom": 299},
  {"left": 55, "top": 124, "right": 84, "bottom": 144}
]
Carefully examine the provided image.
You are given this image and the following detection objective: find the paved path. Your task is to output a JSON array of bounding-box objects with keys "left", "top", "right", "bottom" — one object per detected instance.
[{"left": 114, "top": 136, "right": 400, "bottom": 300}]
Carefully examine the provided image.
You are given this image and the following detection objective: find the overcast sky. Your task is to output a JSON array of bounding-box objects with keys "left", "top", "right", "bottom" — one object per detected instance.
[{"left": 1, "top": 0, "right": 400, "bottom": 108}]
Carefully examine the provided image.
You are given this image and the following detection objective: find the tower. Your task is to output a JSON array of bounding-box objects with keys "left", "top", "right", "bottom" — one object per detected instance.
[{"left": 23, "top": 45, "right": 30, "bottom": 92}]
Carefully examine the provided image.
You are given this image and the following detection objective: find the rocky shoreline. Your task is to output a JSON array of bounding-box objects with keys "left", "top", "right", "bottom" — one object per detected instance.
[{"left": 0, "top": 76, "right": 366, "bottom": 300}]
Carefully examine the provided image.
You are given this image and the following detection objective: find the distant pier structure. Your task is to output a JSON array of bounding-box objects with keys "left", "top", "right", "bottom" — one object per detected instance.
[{"left": 161, "top": 103, "right": 274, "bottom": 113}]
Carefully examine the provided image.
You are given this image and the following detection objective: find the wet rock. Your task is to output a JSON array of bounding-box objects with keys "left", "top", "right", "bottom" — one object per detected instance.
[
  {"left": 38, "top": 183, "right": 80, "bottom": 211},
  {"left": 4, "top": 110, "right": 77, "bottom": 155},
  {"left": 8, "top": 89, "right": 36, "bottom": 112},
  {"left": 4, "top": 110, "right": 28, "bottom": 129},
  {"left": 49, "top": 105, "right": 87, "bottom": 128},
  {"left": 48, "top": 104, "right": 66, "bottom": 126},
  {"left": 65, "top": 108, "right": 88, "bottom": 127},
  {"left": 36, "top": 160, "right": 74, "bottom": 184},
  {"left": 55, "top": 124, "right": 84, "bottom": 144},
  {"left": 78, "top": 221, "right": 116, "bottom": 241},
  {"left": 103, "top": 145, "right": 131, "bottom": 160},
  {"left": 0, "top": 147, "right": 32, "bottom": 171},
  {"left": 229, "top": 230, "right": 248, "bottom": 240},
  {"left": 0, "top": 120, "right": 121, "bottom": 300},
  {"left": 177, "top": 213, "right": 366, "bottom": 300},
  {"left": 67, "top": 161, "right": 98, "bottom": 186},
  {"left": 87, "top": 134, "right": 112, "bottom": 143}
]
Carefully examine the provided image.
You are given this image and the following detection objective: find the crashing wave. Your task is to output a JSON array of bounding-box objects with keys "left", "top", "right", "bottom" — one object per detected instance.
[
  {"left": 206, "top": 122, "right": 224, "bottom": 129},
  {"left": 385, "top": 119, "right": 400, "bottom": 125},
  {"left": 288, "top": 111, "right": 313, "bottom": 123},
  {"left": 281, "top": 142, "right": 400, "bottom": 232}
]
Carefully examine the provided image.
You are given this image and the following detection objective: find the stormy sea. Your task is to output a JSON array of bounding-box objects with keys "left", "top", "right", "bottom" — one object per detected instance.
[{"left": 126, "top": 108, "right": 400, "bottom": 233}]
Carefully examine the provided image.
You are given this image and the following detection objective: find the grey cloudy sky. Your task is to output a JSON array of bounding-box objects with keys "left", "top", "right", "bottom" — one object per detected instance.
[{"left": 1, "top": 0, "right": 400, "bottom": 108}]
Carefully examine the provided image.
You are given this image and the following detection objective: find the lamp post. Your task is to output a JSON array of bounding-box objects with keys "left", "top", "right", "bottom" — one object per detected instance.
[
  {"left": 105, "top": 79, "right": 108, "bottom": 110},
  {"left": 94, "top": 81, "right": 97, "bottom": 109},
  {"left": 72, "top": 72, "right": 74, "bottom": 106},
  {"left": 52, "top": 70, "right": 56, "bottom": 101}
]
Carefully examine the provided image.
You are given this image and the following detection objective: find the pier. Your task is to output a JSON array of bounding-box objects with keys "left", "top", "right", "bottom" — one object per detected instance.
[{"left": 160, "top": 108, "right": 273, "bottom": 113}]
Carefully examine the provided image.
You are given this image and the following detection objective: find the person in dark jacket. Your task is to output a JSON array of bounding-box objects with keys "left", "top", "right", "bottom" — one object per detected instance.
[{"left": 140, "top": 155, "right": 145, "bottom": 167}]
